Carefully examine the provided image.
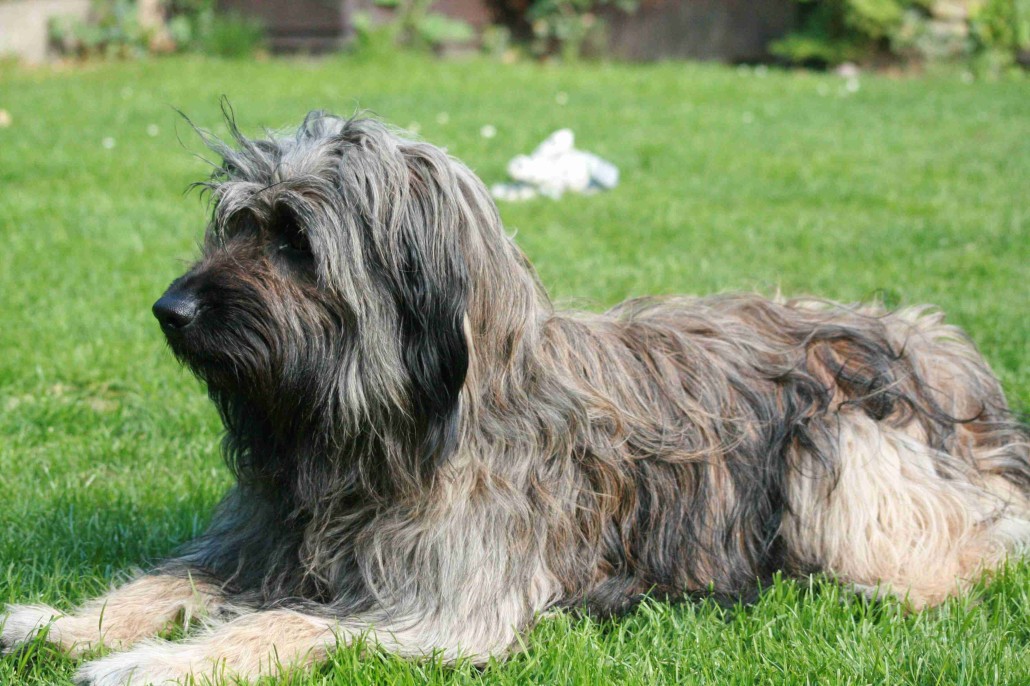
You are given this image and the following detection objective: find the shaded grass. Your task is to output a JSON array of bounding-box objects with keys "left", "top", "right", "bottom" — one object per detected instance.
[{"left": 0, "top": 54, "right": 1027, "bottom": 684}]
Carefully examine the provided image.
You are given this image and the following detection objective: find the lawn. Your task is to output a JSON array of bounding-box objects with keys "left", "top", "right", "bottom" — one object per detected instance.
[{"left": 0, "top": 53, "right": 1028, "bottom": 685}]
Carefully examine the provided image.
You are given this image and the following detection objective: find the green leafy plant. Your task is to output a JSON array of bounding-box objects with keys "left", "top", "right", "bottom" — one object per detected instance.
[
  {"left": 192, "top": 11, "right": 265, "bottom": 58},
  {"left": 49, "top": 0, "right": 148, "bottom": 59},
  {"left": 971, "top": 0, "right": 1030, "bottom": 68},
  {"left": 527, "top": 0, "right": 638, "bottom": 60},
  {"left": 368, "top": 0, "right": 475, "bottom": 51},
  {"left": 46, "top": 1, "right": 265, "bottom": 60},
  {"left": 418, "top": 12, "right": 476, "bottom": 46},
  {"left": 776, "top": 0, "right": 1030, "bottom": 69},
  {"left": 771, "top": 0, "right": 931, "bottom": 66}
]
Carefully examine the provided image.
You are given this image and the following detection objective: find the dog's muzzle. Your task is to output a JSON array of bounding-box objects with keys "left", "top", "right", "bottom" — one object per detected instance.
[{"left": 153, "top": 287, "right": 200, "bottom": 332}]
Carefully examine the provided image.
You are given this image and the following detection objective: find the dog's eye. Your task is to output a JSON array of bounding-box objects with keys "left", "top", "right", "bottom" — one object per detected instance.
[
  {"left": 230, "top": 210, "right": 261, "bottom": 236},
  {"left": 276, "top": 210, "right": 311, "bottom": 256}
]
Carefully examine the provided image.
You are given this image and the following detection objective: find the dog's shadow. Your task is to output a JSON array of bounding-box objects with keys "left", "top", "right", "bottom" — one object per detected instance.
[{"left": 0, "top": 489, "right": 215, "bottom": 605}]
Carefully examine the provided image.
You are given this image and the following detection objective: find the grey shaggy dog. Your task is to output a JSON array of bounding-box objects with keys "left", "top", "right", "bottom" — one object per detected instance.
[{"left": 3, "top": 111, "right": 1029, "bottom": 685}]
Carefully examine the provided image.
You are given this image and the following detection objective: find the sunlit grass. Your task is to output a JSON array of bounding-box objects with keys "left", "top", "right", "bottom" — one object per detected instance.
[{"left": 1, "top": 54, "right": 1027, "bottom": 684}]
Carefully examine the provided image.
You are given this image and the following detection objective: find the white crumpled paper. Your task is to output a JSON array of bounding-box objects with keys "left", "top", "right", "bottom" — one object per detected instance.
[{"left": 491, "top": 129, "right": 619, "bottom": 201}]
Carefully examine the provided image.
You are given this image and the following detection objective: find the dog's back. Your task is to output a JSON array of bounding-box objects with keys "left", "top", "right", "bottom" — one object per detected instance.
[{"left": 537, "top": 294, "right": 1030, "bottom": 611}]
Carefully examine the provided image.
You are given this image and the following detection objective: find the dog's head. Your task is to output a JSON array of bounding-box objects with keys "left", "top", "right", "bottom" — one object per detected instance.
[{"left": 154, "top": 111, "right": 527, "bottom": 494}]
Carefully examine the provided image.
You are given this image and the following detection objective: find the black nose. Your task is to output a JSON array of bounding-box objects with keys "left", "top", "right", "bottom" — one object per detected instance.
[{"left": 153, "top": 290, "right": 200, "bottom": 330}]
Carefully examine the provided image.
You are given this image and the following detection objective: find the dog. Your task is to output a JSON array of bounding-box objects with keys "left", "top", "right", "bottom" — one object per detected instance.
[{"left": 3, "top": 111, "right": 1028, "bottom": 686}]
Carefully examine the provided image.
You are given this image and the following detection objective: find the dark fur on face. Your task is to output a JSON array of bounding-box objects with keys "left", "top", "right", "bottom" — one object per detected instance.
[{"left": 5, "top": 110, "right": 1028, "bottom": 686}]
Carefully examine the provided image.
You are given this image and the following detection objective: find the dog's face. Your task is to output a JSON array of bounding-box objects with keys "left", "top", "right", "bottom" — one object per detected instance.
[
  {"left": 154, "top": 203, "right": 335, "bottom": 401},
  {"left": 152, "top": 113, "right": 497, "bottom": 490}
]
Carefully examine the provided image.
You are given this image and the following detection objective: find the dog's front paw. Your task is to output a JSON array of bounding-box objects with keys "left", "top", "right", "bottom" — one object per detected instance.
[
  {"left": 74, "top": 641, "right": 197, "bottom": 686},
  {"left": 1, "top": 603, "right": 63, "bottom": 654}
]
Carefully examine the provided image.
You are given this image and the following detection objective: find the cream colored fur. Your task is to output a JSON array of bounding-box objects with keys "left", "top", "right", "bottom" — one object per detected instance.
[
  {"left": 2, "top": 575, "right": 219, "bottom": 657},
  {"left": 783, "top": 411, "right": 1029, "bottom": 608}
]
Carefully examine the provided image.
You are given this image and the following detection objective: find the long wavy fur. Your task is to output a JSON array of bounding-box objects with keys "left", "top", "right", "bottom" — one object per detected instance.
[
  {"left": 171, "top": 111, "right": 1030, "bottom": 620},
  {"left": 5, "top": 111, "right": 1028, "bottom": 685}
]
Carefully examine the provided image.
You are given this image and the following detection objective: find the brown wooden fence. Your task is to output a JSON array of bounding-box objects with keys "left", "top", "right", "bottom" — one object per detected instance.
[
  {"left": 217, "top": 0, "right": 351, "bottom": 52},
  {"left": 220, "top": 0, "right": 797, "bottom": 61},
  {"left": 603, "top": 0, "right": 797, "bottom": 63}
]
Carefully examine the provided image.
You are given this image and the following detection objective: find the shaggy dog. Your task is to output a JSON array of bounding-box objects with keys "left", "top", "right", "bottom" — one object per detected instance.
[{"left": 3, "top": 112, "right": 1028, "bottom": 685}]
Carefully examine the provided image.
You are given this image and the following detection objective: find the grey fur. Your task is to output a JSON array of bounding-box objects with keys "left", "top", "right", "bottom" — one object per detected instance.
[{"left": 3, "top": 111, "right": 1028, "bottom": 685}]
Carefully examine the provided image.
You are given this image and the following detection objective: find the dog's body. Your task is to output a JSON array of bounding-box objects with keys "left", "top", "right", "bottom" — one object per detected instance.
[{"left": 3, "top": 113, "right": 1029, "bottom": 685}]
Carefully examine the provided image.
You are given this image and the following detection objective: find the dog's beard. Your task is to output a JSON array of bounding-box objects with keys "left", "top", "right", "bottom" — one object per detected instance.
[
  {"left": 159, "top": 281, "right": 333, "bottom": 421},
  {"left": 160, "top": 285, "right": 355, "bottom": 501},
  {"left": 164, "top": 321, "right": 258, "bottom": 395}
]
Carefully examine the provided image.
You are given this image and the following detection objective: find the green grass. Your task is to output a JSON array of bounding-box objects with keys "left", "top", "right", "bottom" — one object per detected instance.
[{"left": 1, "top": 54, "right": 1028, "bottom": 684}]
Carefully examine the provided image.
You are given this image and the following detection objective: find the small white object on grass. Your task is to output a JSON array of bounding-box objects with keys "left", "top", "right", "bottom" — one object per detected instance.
[{"left": 492, "top": 129, "right": 619, "bottom": 201}]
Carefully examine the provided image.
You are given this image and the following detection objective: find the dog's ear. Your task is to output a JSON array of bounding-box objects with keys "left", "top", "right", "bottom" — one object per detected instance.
[{"left": 387, "top": 148, "right": 471, "bottom": 483}]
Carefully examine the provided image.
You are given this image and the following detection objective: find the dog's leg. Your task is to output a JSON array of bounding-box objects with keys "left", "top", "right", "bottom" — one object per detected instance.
[
  {"left": 73, "top": 604, "right": 523, "bottom": 686},
  {"left": 783, "top": 412, "right": 1030, "bottom": 608},
  {"left": 1, "top": 574, "right": 222, "bottom": 657},
  {"left": 73, "top": 610, "right": 333, "bottom": 686},
  {"left": 73, "top": 541, "right": 552, "bottom": 684}
]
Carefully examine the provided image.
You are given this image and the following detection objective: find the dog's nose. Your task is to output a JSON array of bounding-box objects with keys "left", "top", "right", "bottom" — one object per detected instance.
[{"left": 153, "top": 290, "right": 200, "bottom": 330}]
